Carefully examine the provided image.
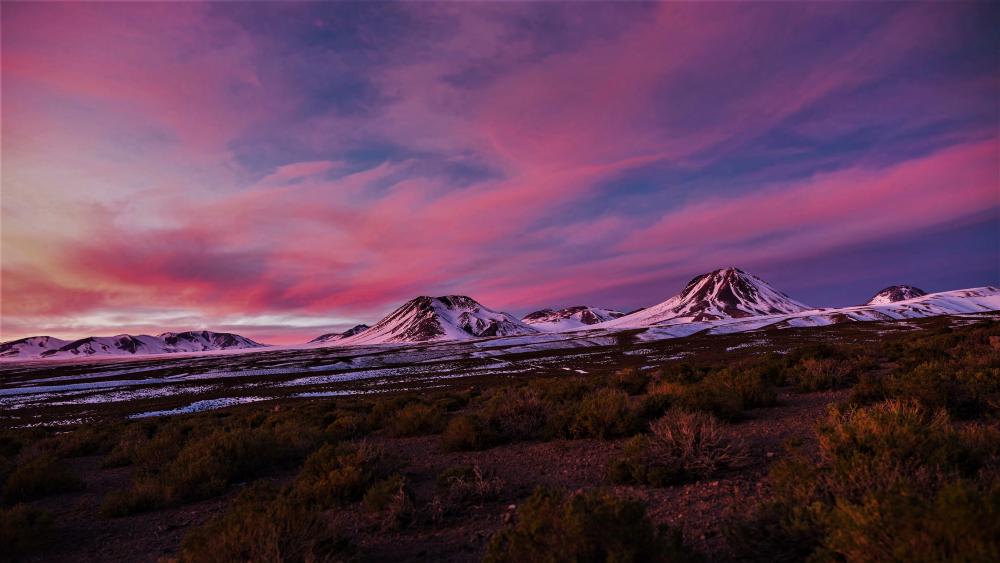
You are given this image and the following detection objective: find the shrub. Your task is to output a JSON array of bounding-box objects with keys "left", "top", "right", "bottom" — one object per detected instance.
[
  {"left": 47, "top": 425, "right": 117, "bottom": 458},
  {"left": 102, "top": 425, "right": 301, "bottom": 515},
  {"left": 0, "top": 504, "right": 53, "bottom": 560},
  {"left": 100, "top": 480, "right": 161, "bottom": 518},
  {"left": 437, "top": 464, "right": 504, "bottom": 505},
  {"left": 820, "top": 479, "right": 1000, "bottom": 563},
  {"left": 440, "top": 415, "right": 496, "bottom": 452},
  {"left": 614, "top": 368, "right": 650, "bottom": 395},
  {"left": 672, "top": 381, "right": 745, "bottom": 422},
  {"left": 323, "top": 411, "right": 370, "bottom": 442},
  {"left": 294, "top": 442, "right": 397, "bottom": 507},
  {"left": 481, "top": 387, "right": 548, "bottom": 441},
  {"left": 788, "top": 357, "right": 856, "bottom": 391},
  {"left": 882, "top": 361, "right": 1000, "bottom": 419},
  {"left": 701, "top": 366, "right": 778, "bottom": 409},
  {"left": 159, "top": 428, "right": 291, "bottom": 503},
  {"left": 2, "top": 455, "right": 84, "bottom": 504},
  {"left": 483, "top": 488, "right": 698, "bottom": 563},
  {"left": 571, "top": 388, "right": 637, "bottom": 439},
  {"left": 101, "top": 423, "right": 155, "bottom": 468},
  {"left": 362, "top": 475, "right": 414, "bottom": 531},
  {"left": 727, "top": 399, "right": 1000, "bottom": 562},
  {"left": 386, "top": 403, "right": 445, "bottom": 437},
  {"left": 610, "top": 410, "right": 747, "bottom": 486},
  {"left": 179, "top": 484, "right": 351, "bottom": 563}
]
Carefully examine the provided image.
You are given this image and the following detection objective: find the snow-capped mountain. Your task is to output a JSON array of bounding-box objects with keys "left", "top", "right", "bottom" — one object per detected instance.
[
  {"left": 522, "top": 306, "right": 625, "bottom": 332},
  {"left": 867, "top": 285, "right": 927, "bottom": 305},
  {"left": 601, "top": 267, "right": 811, "bottom": 328},
  {"left": 308, "top": 324, "right": 370, "bottom": 343},
  {"left": 0, "top": 331, "right": 264, "bottom": 360},
  {"left": 335, "top": 295, "right": 538, "bottom": 345},
  {"left": 0, "top": 336, "right": 70, "bottom": 359},
  {"left": 644, "top": 286, "right": 1000, "bottom": 339}
]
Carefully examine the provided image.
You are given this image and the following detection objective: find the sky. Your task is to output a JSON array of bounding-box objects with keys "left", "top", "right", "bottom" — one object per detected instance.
[{"left": 2, "top": 2, "right": 998, "bottom": 344}]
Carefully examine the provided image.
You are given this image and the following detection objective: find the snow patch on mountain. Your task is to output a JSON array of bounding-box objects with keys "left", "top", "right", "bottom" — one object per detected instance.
[
  {"left": 866, "top": 285, "right": 928, "bottom": 305},
  {"left": 335, "top": 296, "right": 538, "bottom": 345},
  {"left": 522, "top": 306, "right": 624, "bottom": 332}
]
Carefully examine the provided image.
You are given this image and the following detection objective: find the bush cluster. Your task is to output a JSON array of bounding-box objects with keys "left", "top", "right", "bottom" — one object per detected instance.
[
  {"left": 293, "top": 441, "right": 399, "bottom": 507},
  {"left": 728, "top": 399, "right": 1000, "bottom": 561},
  {"left": 0, "top": 504, "right": 53, "bottom": 560},
  {"left": 102, "top": 424, "right": 308, "bottom": 516},
  {"left": 179, "top": 483, "right": 352, "bottom": 563},
  {"left": 610, "top": 410, "right": 747, "bottom": 486},
  {"left": 484, "top": 487, "right": 699, "bottom": 563}
]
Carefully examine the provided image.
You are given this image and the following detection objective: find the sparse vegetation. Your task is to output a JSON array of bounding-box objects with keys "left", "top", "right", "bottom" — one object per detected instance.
[
  {"left": 610, "top": 410, "right": 747, "bottom": 486},
  {"left": 728, "top": 399, "right": 1000, "bottom": 561},
  {"left": 179, "top": 484, "right": 353, "bottom": 563},
  {"left": 2, "top": 454, "right": 84, "bottom": 504},
  {"left": 294, "top": 441, "right": 399, "bottom": 507},
  {"left": 385, "top": 402, "right": 446, "bottom": 437},
  {"left": 484, "top": 487, "right": 699, "bottom": 563},
  {"left": 0, "top": 504, "right": 53, "bottom": 560}
]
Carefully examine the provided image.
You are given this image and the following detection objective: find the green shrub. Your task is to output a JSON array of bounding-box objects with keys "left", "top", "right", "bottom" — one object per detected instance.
[
  {"left": 386, "top": 403, "right": 446, "bottom": 437},
  {"left": 570, "top": 388, "right": 637, "bottom": 439},
  {"left": 0, "top": 504, "right": 53, "bottom": 560},
  {"left": 180, "top": 484, "right": 351, "bottom": 563},
  {"left": 610, "top": 410, "right": 747, "bottom": 486},
  {"left": 484, "top": 488, "right": 699, "bottom": 563},
  {"left": 294, "top": 442, "right": 397, "bottom": 507},
  {"left": 2, "top": 455, "right": 84, "bottom": 504}
]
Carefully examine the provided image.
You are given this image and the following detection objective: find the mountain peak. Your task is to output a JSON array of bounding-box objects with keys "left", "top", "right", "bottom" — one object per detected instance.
[
  {"left": 867, "top": 285, "right": 927, "bottom": 305},
  {"left": 1, "top": 331, "right": 263, "bottom": 360},
  {"left": 308, "top": 324, "right": 370, "bottom": 344},
  {"left": 336, "top": 295, "right": 537, "bottom": 345},
  {"left": 601, "top": 267, "right": 811, "bottom": 327},
  {"left": 522, "top": 305, "right": 625, "bottom": 332}
]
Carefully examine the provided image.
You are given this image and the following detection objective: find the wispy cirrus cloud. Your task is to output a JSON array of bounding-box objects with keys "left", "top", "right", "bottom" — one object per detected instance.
[{"left": 2, "top": 2, "right": 997, "bottom": 343}]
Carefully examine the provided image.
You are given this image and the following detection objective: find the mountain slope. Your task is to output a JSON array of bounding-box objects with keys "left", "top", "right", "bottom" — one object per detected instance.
[
  {"left": 633, "top": 286, "right": 1000, "bottom": 341},
  {"left": 336, "top": 296, "right": 538, "bottom": 345},
  {"left": 867, "top": 285, "right": 927, "bottom": 305},
  {"left": 1, "top": 331, "right": 264, "bottom": 360},
  {"left": 522, "top": 306, "right": 624, "bottom": 332},
  {"left": 308, "top": 324, "right": 370, "bottom": 344},
  {"left": 602, "top": 267, "right": 811, "bottom": 328},
  {"left": 0, "top": 336, "right": 70, "bottom": 359}
]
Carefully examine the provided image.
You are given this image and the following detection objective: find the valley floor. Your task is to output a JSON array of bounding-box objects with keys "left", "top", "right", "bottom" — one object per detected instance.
[{"left": 20, "top": 388, "right": 845, "bottom": 562}]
